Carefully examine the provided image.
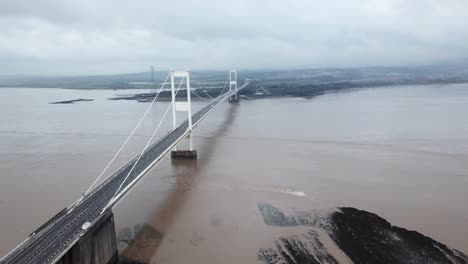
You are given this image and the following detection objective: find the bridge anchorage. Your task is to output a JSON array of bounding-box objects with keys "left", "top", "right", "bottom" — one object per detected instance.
[
  {"left": 170, "top": 70, "right": 197, "bottom": 160},
  {"left": 228, "top": 70, "right": 239, "bottom": 103}
]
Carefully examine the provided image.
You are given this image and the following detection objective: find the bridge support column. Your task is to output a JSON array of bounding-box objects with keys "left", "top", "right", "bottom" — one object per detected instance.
[
  {"left": 171, "top": 70, "right": 197, "bottom": 160},
  {"left": 56, "top": 210, "right": 118, "bottom": 264},
  {"left": 228, "top": 70, "right": 239, "bottom": 103}
]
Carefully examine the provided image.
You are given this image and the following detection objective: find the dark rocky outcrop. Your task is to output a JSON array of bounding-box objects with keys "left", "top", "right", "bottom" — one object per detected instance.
[{"left": 258, "top": 203, "right": 468, "bottom": 264}]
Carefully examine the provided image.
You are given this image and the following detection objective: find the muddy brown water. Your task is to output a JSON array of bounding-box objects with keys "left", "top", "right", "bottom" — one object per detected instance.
[{"left": 0, "top": 84, "right": 467, "bottom": 262}]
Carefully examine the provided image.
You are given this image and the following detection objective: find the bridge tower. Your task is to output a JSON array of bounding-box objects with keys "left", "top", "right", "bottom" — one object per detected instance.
[
  {"left": 228, "top": 70, "right": 239, "bottom": 103},
  {"left": 170, "top": 70, "right": 197, "bottom": 160}
]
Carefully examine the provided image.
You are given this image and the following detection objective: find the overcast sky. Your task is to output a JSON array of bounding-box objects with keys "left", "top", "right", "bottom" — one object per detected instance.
[{"left": 1, "top": 0, "right": 467, "bottom": 75}]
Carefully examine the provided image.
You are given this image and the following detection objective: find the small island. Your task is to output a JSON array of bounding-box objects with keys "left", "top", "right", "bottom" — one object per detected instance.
[{"left": 49, "top": 98, "right": 94, "bottom": 104}]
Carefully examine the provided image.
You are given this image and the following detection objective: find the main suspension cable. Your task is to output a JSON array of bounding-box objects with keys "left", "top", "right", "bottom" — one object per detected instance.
[
  {"left": 105, "top": 75, "right": 186, "bottom": 209},
  {"left": 192, "top": 89, "right": 212, "bottom": 101},
  {"left": 192, "top": 77, "right": 229, "bottom": 103},
  {"left": 72, "top": 72, "right": 171, "bottom": 209},
  {"left": 214, "top": 77, "right": 230, "bottom": 98}
]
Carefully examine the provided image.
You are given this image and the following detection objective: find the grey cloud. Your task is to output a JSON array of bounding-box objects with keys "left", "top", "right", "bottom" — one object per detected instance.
[{"left": 1, "top": 0, "right": 468, "bottom": 75}]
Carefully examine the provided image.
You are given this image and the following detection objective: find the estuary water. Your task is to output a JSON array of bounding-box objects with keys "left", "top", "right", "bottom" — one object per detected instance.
[{"left": 0, "top": 84, "right": 467, "bottom": 262}]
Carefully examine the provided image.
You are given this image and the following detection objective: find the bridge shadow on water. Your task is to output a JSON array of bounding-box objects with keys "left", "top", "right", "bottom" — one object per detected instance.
[{"left": 118, "top": 103, "right": 239, "bottom": 264}]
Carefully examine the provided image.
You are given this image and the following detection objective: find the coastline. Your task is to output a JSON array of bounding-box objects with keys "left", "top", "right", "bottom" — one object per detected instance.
[{"left": 1, "top": 79, "right": 467, "bottom": 91}]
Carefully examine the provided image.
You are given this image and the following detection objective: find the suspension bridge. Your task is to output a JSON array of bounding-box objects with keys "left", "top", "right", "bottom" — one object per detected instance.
[{"left": 0, "top": 70, "right": 248, "bottom": 264}]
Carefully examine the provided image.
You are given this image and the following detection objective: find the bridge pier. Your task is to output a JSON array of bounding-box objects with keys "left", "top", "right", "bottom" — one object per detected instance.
[
  {"left": 56, "top": 210, "right": 118, "bottom": 264},
  {"left": 171, "top": 149, "right": 197, "bottom": 159}
]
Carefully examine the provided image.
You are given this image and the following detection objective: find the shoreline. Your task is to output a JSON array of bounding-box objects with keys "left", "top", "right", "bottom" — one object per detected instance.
[
  {"left": 1, "top": 79, "right": 467, "bottom": 91},
  {"left": 108, "top": 80, "right": 468, "bottom": 102}
]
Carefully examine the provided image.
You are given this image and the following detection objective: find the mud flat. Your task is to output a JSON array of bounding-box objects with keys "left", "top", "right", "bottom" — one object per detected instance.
[
  {"left": 116, "top": 203, "right": 467, "bottom": 264},
  {"left": 49, "top": 98, "right": 93, "bottom": 104},
  {"left": 257, "top": 203, "right": 468, "bottom": 264}
]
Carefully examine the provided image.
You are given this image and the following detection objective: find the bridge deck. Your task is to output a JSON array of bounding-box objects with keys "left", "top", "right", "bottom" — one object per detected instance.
[{"left": 0, "top": 82, "right": 248, "bottom": 264}]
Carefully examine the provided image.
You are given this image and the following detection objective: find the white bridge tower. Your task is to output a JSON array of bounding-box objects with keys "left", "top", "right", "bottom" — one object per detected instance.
[
  {"left": 229, "top": 70, "right": 239, "bottom": 103},
  {"left": 170, "top": 70, "right": 197, "bottom": 159}
]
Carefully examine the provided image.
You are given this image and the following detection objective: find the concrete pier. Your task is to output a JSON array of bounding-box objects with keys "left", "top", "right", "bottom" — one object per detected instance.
[
  {"left": 228, "top": 97, "right": 239, "bottom": 103},
  {"left": 56, "top": 210, "right": 118, "bottom": 264},
  {"left": 171, "top": 150, "right": 197, "bottom": 160}
]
